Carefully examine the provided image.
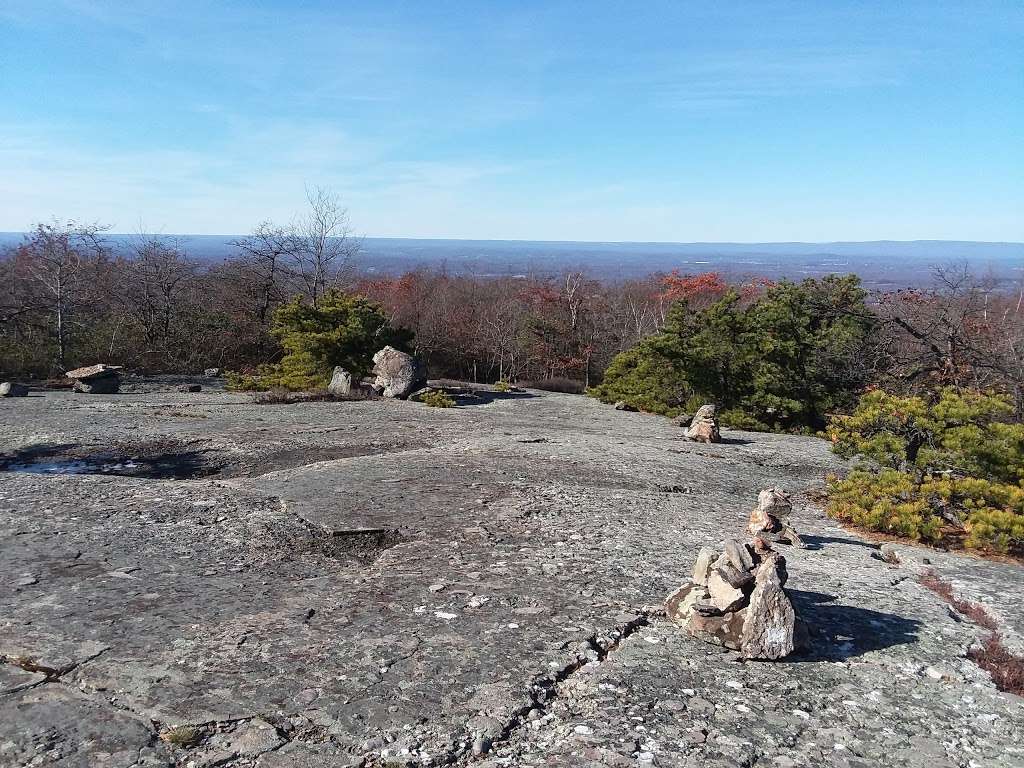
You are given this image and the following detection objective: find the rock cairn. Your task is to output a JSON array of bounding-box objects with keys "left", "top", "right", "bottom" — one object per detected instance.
[
  {"left": 65, "top": 364, "right": 123, "bottom": 394},
  {"left": 666, "top": 536, "right": 807, "bottom": 660},
  {"left": 684, "top": 404, "right": 720, "bottom": 443},
  {"left": 747, "top": 487, "right": 804, "bottom": 548},
  {"left": 371, "top": 346, "right": 426, "bottom": 399}
]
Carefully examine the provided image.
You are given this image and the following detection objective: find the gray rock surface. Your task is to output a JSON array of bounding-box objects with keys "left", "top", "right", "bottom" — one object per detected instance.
[{"left": 1, "top": 384, "right": 1022, "bottom": 766}]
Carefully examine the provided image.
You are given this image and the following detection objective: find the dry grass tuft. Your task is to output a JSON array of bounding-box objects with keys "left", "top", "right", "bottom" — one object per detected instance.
[
  {"left": 919, "top": 570, "right": 1023, "bottom": 695},
  {"left": 160, "top": 725, "right": 202, "bottom": 747}
]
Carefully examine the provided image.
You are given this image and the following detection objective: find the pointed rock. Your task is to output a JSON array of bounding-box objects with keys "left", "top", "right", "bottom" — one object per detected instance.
[
  {"left": 692, "top": 547, "right": 719, "bottom": 586},
  {"left": 723, "top": 539, "right": 754, "bottom": 572},
  {"left": 741, "top": 552, "right": 802, "bottom": 660}
]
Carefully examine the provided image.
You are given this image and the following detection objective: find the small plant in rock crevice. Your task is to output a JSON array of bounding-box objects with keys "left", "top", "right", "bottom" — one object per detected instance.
[{"left": 160, "top": 725, "right": 202, "bottom": 748}]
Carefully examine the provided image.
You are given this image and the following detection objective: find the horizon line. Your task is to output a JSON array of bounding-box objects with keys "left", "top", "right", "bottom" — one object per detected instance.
[{"left": 1, "top": 232, "right": 1021, "bottom": 248}]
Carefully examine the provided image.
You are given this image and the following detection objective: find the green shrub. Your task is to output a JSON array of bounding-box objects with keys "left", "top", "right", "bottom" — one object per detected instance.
[
  {"left": 493, "top": 380, "right": 512, "bottom": 393},
  {"left": 589, "top": 275, "right": 873, "bottom": 430},
  {"left": 827, "top": 388, "right": 1024, "bottom": 482},
  {"left": 420, "top": 391, "right": 455, "bottom": 408},
  {"left": 826, "top": 388, "right": 1024, "bottom": 554},
  {"left": 227, "top": 291, "right": 412, "bottom": 392}
]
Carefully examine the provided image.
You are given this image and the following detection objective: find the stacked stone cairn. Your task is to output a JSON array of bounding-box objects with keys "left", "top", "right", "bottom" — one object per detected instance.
[
  {"left": 747, "top": 486, "right": 805, "bottom": 548},
  {"left": 65, "top": 364, "right": 123, "bottom": 394},
  {"left": 683, "top": 404, "right": 720, "bottom": 443},
  {"left": 665, "top": 489, "right": 809, "bottom": 660}
]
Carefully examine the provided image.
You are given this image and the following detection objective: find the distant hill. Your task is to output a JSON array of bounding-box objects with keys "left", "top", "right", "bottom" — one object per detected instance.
[{"left": 2, "top": 233, "right": 1020, "bottom": 288}]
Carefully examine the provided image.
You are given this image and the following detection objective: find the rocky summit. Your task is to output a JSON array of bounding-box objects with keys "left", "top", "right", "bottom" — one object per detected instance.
[{"left": 1, "top": 381, "right": 1022, "bottom": 768}]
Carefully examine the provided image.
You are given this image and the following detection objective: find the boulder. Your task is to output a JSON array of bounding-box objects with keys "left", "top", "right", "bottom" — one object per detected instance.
[
  {"left": 73, "top": 376, "right": 119, "bottom": 394},
  {"left": 692, "top": 404, "right": 716, "bottom": 421},
  {"left": 0, "top": 382, "right": 29, "bottom": 397},
  {"left": 684, "top": 404, "right": 720, "bottom": 443},
  {"left": 65, "top": 364, "right": 123, "bottom": 381},
  {"left": 371, "top": 346, "right": 426, "bottom": 399},
  {"left": 327, "top": 366, "right": 352, "bottom": 397},
  {"left": 740, "top": 552, "right": 804, "bottom": 660},
  {"left": 204, "top": 368, "right": 221, "bottom": 377},
  {"left": 688, "top": 608, "right": 747, "bottom": 651},
  {"left": 717, "top": 563, "right": 754, "bottom": 589}
]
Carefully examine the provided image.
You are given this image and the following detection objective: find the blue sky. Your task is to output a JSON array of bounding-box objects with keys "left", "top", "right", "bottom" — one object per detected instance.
[{"left": 0, "top": 1, "right": 1021, "bottom": 241}]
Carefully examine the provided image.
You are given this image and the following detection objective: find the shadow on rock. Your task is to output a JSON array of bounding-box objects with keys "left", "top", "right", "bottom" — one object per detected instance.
[
  {"left": 801, "top": 534, "right": 879, "bottom": 552},
  {"left": 0, "top": 442, "right": 221, "bottom": 480},
  {"left": 452, "top": 390, "right": 538, "bottom": 407},
  {"left": 789, "top": 589, "right": 922, "bottom": 661}
]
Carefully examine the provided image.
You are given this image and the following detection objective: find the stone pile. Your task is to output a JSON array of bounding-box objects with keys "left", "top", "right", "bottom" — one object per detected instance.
[
  {"left": 371, "top": 346, "right": 426, "bottom": 399},
  {"left": 666, "top": 535, "right": 807, "bottom": 660},
  {"left": 684, "top": 404, "right": 720, "bottom": 443},
  {"left": 747, "top": 486, "right": 804, "bottom": 548},
  {"left": 65, "top": 364, "right": 123, "bottom": 394}
]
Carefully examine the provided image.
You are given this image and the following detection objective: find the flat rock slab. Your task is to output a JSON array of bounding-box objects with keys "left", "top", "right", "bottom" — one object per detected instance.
[{"left": 1, "top": 389, "right": 1022, "bottom": 766}]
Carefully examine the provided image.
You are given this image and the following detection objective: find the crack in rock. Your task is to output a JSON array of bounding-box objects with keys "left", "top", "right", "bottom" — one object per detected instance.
[
  {"left": 0, "top": 646, "right": 108, "bottom": 683},
  {"left": 442, "top": 610, "right": 657, "bottom": 765}
]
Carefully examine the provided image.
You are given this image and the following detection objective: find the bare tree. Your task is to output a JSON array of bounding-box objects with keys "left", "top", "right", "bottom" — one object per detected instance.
[
  {"left": 289, "top": 186, "right": 360, "bottom": 306},
  {"left": 18, "top": 220, "right": 108, "bottom": 371},
  {"left": 874, "top": 263, "right": 1024, "bottom": 413},
  {"left": 229, "top": 221, "right": 294, "bottom": 335},
  {"left": 120, "top": 235, "right": 197, "bottom": 362}
]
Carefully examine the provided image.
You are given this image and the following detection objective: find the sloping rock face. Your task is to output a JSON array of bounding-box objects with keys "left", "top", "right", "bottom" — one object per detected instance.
[
  {"left": 371, "top": 346, "right": 425, "bottom": 399},
  {"left": 0, "top": 389, "right": 1021, "bottom": 767}
]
